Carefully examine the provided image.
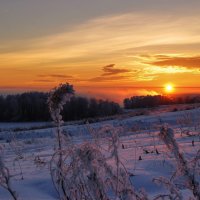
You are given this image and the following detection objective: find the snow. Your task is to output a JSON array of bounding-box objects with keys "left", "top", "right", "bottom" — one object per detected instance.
[{"left": 0, "top": 107, "right": 200, "bottom": 199}]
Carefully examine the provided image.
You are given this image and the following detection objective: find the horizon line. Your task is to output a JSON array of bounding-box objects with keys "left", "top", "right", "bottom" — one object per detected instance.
[{"left": 0, "top": 86, "right": 200, "bottom": 90}]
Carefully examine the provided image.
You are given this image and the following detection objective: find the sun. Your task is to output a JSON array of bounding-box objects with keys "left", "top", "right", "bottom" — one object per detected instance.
[{"left": 165, "top": 84, "right": 174, "bottom": 93}]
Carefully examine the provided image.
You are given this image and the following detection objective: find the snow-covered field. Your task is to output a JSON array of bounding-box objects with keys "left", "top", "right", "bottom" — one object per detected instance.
[{"left": 0, "top": 107, "right": 200, "bottom": 199}]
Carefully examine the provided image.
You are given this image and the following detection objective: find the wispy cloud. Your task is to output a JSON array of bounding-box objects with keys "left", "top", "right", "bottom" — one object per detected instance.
[
  {"left": 35, "top": 74, "right": 85, "bottom": 85},
  {"left": 2, "top": 12, "right": 200, "bottom": 68},
  {"left": 89, "top": 75, "right": 128, "bottom": 82},
  {"left": 102, "top": 64, "right": 131, "bottom": 76},
  {"left": 38, "top": 74, "right": 74, "bottom": 79},
  {"left": 130, "top": 54, "right": 200, "bottom": 80},
  {"left": 149, "top": 55, "right": 200, "bottom": 69},
  {"left": 89, "top": 64, "right": 133, "bottom": 82}
]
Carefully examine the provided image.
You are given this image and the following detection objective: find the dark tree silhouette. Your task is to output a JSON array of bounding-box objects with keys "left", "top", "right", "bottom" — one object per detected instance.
[
  {"left": 124, "top": 95, "right": 200, "bottom": 109},
  {"left": 0, "top": 92, "right": 121, "bottom": 122}
]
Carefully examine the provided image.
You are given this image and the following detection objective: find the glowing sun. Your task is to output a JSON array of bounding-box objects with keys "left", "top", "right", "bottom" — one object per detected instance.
[{"left": 165, "top": 84, "right": 174, "bottom": 93}]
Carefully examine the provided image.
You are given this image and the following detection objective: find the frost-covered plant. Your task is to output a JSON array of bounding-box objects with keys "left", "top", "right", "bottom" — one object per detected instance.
[
  {"left": 48, "top": 83, "right": 74, "bottom": 150},
  {"left": 51, "top": 143, "right": 111, "bottom": 200},
  {"left": 48, "top": 83, "right": 74, "bottom": 125},
  {"left": 0, "top": 145, "right": 19, "bottom": 200},
  {"left": 50, "top": 142, "right": 146, "bottom": 200},
  {"left": 159, "top": 125, "right": 200, "bottom": 200},
  {"left": 48, "top": 83, "right": 74, "bottom": 199},
  {"left": 50, "top": 122, "right": 136, "bottom": 200},
  {"left": 48, "top": 84, "right": 144, "bottom": 200},
  {"left": 98, "top": 124, "right": 124, "bottom": 195}
]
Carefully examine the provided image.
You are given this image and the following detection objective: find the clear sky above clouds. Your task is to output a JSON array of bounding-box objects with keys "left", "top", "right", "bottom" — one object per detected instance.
[{"left": 0, "top": 0, "right": 200, "bottom": 102}]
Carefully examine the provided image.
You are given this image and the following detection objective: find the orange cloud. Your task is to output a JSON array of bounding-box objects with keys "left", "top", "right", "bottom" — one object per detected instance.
[
  {"left": 150, "top": 55, "right": 200, "bottom": 69},
  {"left": 38, "top": 74, "right": 74, "bottom": 79},
  {"left": 89, "top": 64, "right": 132, "bottom": 82},
  {"left": 35, "top": 74, "right": 84, "bottom": 83},
  {"left": 89, "top": 75, "right": 128, "bottom": 82},
  {"left": 102, "top": 64, "right": 131, "bottom": 76}
]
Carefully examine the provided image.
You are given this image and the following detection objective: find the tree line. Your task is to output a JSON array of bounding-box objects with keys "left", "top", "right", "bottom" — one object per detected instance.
[
  {"left": 0, "top": 92, "right": 121, "bottom": 122},
  {"left": 1, "top": 92, "right": 199, "bottom": 121},
  {"left": 124, "top": 95, "right": 200, "bottom": 109}
]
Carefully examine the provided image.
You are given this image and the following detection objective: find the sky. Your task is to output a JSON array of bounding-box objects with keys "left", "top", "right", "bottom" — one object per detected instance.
[{"left": 0, "top": 0, "right": 200, "bottom": 103}]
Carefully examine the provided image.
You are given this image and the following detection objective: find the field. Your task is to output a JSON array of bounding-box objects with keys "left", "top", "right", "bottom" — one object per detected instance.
[{"left": 0, "top": 106, "right": 200, "bottom": 200}]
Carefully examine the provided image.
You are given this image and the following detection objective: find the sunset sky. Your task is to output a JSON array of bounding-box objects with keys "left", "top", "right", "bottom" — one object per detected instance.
[{"left": 0, "top": 0, "right": 200, "bottom": 102}]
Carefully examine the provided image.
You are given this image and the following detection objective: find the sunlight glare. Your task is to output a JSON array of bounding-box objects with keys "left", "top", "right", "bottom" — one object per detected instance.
[{"left": 165, "top": 84, "right": 174, "bottom": 93}]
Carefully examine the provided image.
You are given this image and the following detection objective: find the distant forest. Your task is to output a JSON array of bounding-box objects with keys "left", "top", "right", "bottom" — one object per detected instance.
[
  {"left": 0, "top": 92, "right": 200, "bottom": 122},
  {"left": 124, "top": 95, "right": 200, "bottom": 109},
  {"left": 0, "top": 92, "right": 121, "bottom": 122}
]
